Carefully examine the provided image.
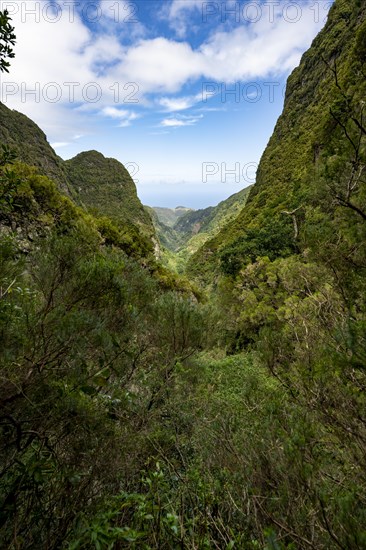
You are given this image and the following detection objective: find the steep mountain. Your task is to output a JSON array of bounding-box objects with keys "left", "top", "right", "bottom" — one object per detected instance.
[
  {"left": 65, "top": 151, "right": 155, "bottom": 239},
  {"left": 150, "top": 187, "right": 252, "bottom": 272},
  {"left": 152, "top": 205, "right": 193, "bottom": 227},
  {"left": 175, "top": 186, "right": 252, "bottom": 265},
  {"left": 149, "top": 205, "right": 214, "bottom": 254},
  {"left": 174, "top": 206, "right": 214, "bottom": 236},
  {"left": 188, "top": 0, "right": 366, "bottom": 282},
  {"left": 145, "top": 206, "right": 180, "bottom": 251},
  {"left": 0, "top": 102, "right": 73, "bottom": 196},
  {"left": 0, "top": 102, "right": 156, "bottom": 246},
  {"left": 177, "top": 186, "right": 252, "bottom": 241}
]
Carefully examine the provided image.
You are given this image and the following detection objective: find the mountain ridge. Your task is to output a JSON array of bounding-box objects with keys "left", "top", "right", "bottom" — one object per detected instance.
[
  {"left": 65, "top": 150, "right": 154, "bottom": 238},
  {"left": 0, "top": 102, "right": 73, "bottom": 197},
  {"left": 152, "top": 206, "right": 194, "bottom": 228},
  {"left": 0, "top": 101, "right": 155, "bottom": 246}
]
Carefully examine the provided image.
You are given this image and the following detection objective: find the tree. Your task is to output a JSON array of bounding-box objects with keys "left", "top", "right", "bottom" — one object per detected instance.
[
  {"left": 320, "top": 53, "right": 366, "bottom": 223},
  {"left": 0, "top": 9, "right": 16, "bottom": 73}
]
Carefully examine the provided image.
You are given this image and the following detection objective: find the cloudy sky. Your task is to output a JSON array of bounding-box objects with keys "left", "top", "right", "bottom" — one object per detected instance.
[{"left": 0, "top": 0, "right": 332, "bottom": 207}]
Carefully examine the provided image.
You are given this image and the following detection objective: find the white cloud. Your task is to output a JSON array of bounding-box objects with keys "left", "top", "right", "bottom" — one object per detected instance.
[
  {"left": 0, "top": 0, "right": 330, "bottom": 141},
  {"left": 102, "top": 106, "right": 139, "bottom": 125},
  {"left": 158, "top": 93, "right": 203, "bottom": 112},
  {"left": 99, "top": 0, "right": 134, "bottom": 21},
  {"left": 168, "top": 0, "right": 204, "bottom": 19},
  {"left": 161, "top": 119, "right": 188, "bottom": 127},
  {"left": 165, "top": 0, "right": 204, "bottom": 38},
  {"left": 113, "top": 38, "right": 204, "bottom": 94},
  {"left": 198, "top": 2, "right": 325, "bottom": 81},
  {"left": 102, "top": 106, "right": 131, "bottom": 118},
  {"left": 161, "top": 114, "right": 203, "bottom": 127},
  {"left": 165, "top": 0, "right": 246, "bottom": 38},
  {"left": 97, "top": 0, "right": 146, "bottom": 40}
]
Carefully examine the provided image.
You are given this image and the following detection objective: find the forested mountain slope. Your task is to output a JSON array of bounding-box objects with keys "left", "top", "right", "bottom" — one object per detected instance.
[
  {"left": 189, "top": 0, "right": 366, "bottom": 281},
  {"left": 0, "top": 102, "right": 72, "bottom": 196},
  {"left": 145, "top": 205, "right": 180, "bottom": 251},
  {"left": 66, "top": 151, "right": 155, "bottom": 239},
  {"left": 152, "top": 205, "right": 193, "bottom": 227},
  {"left": 150, "top": 187, "right": 252, "bottom": 273},
  {"left": 175, "top": 186, "right": 252, "bottom": 257},
  {"left": 173, "top": 205, "right": 214, "bottom": 235},
  {"left": 0, "top": 102, "right": 155, "bottom": 246}
]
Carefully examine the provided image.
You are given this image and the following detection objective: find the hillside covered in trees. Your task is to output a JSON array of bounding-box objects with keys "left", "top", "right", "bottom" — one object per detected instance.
[
  {"left": 149, "top": 187, "right": 252, "bottom": 272},
  {"left": 1, "top": 0, "right": 366, "bottom": 548}
]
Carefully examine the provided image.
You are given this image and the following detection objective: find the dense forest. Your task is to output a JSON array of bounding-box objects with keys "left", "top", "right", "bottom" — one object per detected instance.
[{"left": 0, "top": 0, "right": 366, "bottom": 548}]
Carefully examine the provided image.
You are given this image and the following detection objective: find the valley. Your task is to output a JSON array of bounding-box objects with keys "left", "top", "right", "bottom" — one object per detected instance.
[
  {"left": 0, "top": 1, "right": 366, "bottom": 548},
  {"left": 149, "top": 186, "right": 252, "bottom": 271}
]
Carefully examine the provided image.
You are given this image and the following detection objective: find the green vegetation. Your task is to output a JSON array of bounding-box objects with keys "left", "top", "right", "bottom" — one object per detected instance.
[
  {"left": 1, "top": 0, "right": 366, "bottom": 548},
  {"left": 151, "top": 187, "right": 252, "bottom": 272},
  {"left": 174, "top": 186, "right": 252, "bottom": 270},
  {"left": 188, "top": 0, "right": 366, "bottom": 283},
  {"left": 66, "top": 151, "right": 154, "bottom": 239},
  {"left": 145, "top": 206, "right": 181, "bottom": 254},
  {"left": 0, "top": 102, "right": 74, "bottom": 197},
  {"left": 0, "top": 105, "right": 154, "bottom": 246},
  {"left": 152, "top": 205, "right": 193, "bottom": 228}
]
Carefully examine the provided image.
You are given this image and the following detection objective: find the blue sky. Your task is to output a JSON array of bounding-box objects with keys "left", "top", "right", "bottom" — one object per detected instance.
[{"left": 1, "top": 0, "right": 332, "bottom": 208}]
